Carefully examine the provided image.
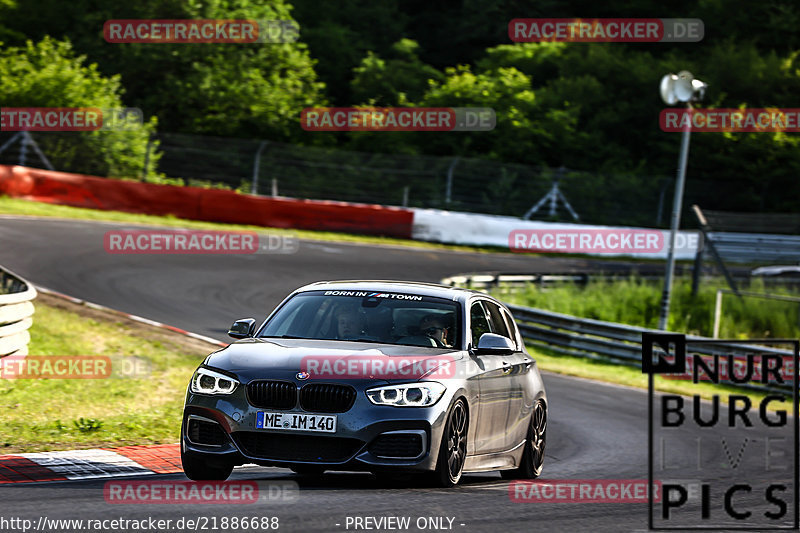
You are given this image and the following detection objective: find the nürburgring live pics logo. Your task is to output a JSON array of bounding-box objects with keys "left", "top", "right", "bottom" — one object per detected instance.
[{"left": 644, "top": 332, "right": 799, "bottom": 530}]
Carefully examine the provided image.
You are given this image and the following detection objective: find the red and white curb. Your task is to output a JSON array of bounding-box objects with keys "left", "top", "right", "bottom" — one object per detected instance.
[
  {"left": 35, "top": 285, "right": 226, "bottom": 347},
  {"left": 0, "top": 444, "right": 183, "bottom": 483},
  {"left": 0, "top": 288, "right": 228, "bottom": 483}
]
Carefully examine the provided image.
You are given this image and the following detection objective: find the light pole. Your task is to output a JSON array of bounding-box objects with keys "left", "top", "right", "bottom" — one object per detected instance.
[{"left": 657, "top": 71, "right": 707, "bottom": 331}]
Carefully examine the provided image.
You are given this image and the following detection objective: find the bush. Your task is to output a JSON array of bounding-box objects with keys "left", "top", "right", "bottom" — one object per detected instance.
[
  {"left": 0, "top": 36, "right": 158, "bottom": 178},
  {"left": 493, "top": 277, "right": 800, "bottom": 338}
]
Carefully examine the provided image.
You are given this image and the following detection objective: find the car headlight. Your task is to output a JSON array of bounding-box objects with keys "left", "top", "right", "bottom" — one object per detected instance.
[
  {"left": 366, "top": 382, "right": 446, "bottom": 407},
  {"left": 190, "top": 368, "right": 239, "bottom": 395}
]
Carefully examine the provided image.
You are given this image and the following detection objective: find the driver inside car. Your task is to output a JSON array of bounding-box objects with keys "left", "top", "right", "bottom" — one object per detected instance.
[
  {"left": 419, "top": 314, "right": 449, "bottom": 346},
  {"left": 336, "top": 309, "right": 365, "bottom": 340}
]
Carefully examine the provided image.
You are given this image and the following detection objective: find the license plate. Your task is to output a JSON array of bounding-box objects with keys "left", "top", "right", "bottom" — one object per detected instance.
[{"left": 255, "top": 411, "right": 337, "bottom": 433}]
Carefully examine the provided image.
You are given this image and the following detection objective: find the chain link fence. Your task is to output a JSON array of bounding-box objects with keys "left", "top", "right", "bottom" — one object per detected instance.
[
  {"left": 151, "top": 133, "right": 675, "bottom": 227},
  {"left": 1, "top": 130, "right": 676, "bottom": 227}
]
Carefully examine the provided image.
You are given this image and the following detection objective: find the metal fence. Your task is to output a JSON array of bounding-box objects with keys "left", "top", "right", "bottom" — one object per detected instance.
[
  {"left": 0, "top": 267, "right": 37, "bottom": 357},
  {"left": 148, "top": 133, "right": 677, "bottom": 227}
]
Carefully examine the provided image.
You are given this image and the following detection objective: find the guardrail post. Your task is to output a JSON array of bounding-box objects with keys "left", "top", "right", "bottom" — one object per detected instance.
[
  {"left": 691, "top": 232, "right": 705, "bottom": 296},
  {"left": 445, "top": 157, "right": 459, "bottom": 206},
  {"left": 252, "top": 141, "right": 268, "bottom": 195},
  {"left": 712, "top": 289, "right": 724, "bottom": 338},
  {"left": 141, "top": 134, "right": 154, "bottom": 181}
]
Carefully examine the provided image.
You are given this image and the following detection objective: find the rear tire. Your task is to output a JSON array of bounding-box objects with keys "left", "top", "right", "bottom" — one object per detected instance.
[
  {"left": 501, "top": 399, "right": 546, "bottom": 480},
  {"left": 431, "top": 398, "right": 468, "bottom": 487},
  {"left": 181, "top": 449, "right": 234, "bottom": 481}
]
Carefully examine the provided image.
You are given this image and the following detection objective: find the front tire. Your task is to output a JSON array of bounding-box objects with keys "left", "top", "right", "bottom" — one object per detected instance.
[
  {"left": 432, "top": 398, "right": 468, "bottom": 487},
  {"left": 501, "top": 399, "right": 546, "bottom": 480},
  {"left": 181, "top": 449, "right": 234, "bottom": 481}
]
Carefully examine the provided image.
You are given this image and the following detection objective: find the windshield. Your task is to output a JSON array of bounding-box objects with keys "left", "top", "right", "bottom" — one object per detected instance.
[{"left": 258, "top": 290, "right": 460, "bottom": 349}]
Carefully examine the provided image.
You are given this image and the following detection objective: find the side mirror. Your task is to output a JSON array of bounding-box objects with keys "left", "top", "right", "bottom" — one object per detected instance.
[
  {"left": 228, "top": 318, "right": 256, "bottom": 339},
  {"left": 475, "top": 333, "right": 515, "bottom": 355}
]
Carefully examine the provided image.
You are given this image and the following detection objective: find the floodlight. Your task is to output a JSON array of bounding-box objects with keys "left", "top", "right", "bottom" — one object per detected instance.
[{"left": 659, "top": 70, "right": 707, "bottom": 105}]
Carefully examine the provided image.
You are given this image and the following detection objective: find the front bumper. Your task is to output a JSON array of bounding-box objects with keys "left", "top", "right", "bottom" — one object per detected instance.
[{"left": 182, "top": 383, "right": 456, "bottom": 472}]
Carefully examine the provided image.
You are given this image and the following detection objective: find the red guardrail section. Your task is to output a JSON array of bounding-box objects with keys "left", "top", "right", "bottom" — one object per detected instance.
[{"left": 0, "top": 165, "right": 414, "bottom": 238}]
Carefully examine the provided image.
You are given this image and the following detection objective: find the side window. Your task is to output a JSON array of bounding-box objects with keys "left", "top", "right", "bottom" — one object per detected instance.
[
  {"left": 484, "top": 301, "right": 512, "bottom": 341},
  {"left": 501, "top": 309, "right": 520, "bottom": 350},
  {"left": 470, "top": 301, "right": 491, "bottom": 347}
]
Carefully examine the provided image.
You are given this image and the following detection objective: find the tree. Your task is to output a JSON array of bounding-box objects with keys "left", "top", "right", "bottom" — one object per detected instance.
[
  {"left": 351, "top": 39, "right": 444, "bottom": 106},
  {"left": 0, "top": 0, "right": 325, "bottom": 142},
  {"left": 0, "top": 37, "right": 157, "bottom": 178}
]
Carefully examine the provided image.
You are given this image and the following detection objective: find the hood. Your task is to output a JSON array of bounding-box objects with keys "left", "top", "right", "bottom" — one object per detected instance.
[{"left": 204, "top": 338, "right": 464, "bottom": 382}]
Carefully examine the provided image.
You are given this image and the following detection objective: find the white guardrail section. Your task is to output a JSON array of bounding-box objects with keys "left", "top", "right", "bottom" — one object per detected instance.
[{"left": 0, "top": 267, "right": 37, "bottom": 357}]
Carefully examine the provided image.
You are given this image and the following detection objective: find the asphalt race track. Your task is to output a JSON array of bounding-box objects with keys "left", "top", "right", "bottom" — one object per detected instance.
[
  {"left": 0, "top": 216, "right": 793, "bottom": 532},
  {"left": 0, "top": 216, "right": 664, "bottom": 342}
]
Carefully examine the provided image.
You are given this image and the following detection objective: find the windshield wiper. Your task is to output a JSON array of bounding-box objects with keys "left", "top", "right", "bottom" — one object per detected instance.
[
  {"left": 260, "top": 335, "right": 309, "bottom": 340},
  {"left": 348, "top": 338, "right": 390, "bottom": 344}
]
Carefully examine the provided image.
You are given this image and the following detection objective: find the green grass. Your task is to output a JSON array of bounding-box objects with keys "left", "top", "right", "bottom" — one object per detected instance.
[
  {"left": 0, "top": 300, "right": 209, "bottom": 452},
  {"left": 494, "top": 277, "right": 800, "bottom": 339},
  {"left": 0, "top": 196, "right": 506, "bottom": 254}
]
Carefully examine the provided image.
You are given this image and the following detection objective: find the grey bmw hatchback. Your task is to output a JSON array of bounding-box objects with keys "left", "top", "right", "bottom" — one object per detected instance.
[{"left": 181, "top": 280, "right": 547, "bottom": 486}]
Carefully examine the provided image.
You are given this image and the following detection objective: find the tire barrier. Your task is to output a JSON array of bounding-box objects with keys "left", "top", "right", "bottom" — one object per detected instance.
[{"left": 0, "top": 266, "right": 36, "bottom": 357}]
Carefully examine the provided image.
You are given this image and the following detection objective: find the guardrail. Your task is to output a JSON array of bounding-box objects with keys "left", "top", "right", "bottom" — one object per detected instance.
[
  {"left": 442, "top": 273, "right": 591, "bottom": 290},
  {"left": 0, "top": 267, "right": 37, "bottom": 357},
  {"left": 506, "top": 304, "right": 795, "bottom": 392},
  {"left": 441, "top": 274, "right": 796, "bottom": 391},
  {"left": 708, "top": 232, "right": 800, "bottom": 263},
  {"left": 444, "top": 270, "right": 800, "bottom": 294},
  {"left": 507, "top": 305, "right": 796, "bottom": 390}
]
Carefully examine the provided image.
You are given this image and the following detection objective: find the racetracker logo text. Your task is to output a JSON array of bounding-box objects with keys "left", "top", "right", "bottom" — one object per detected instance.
[
  {"left": 103, "top": 480, "right": 299, "bottom": 504},
  {"left": 103, "top": 230, "right": 299, "bottom": 255},
  {"left": 0, "top": 355, "right": 150, "bottom": 379},
  {"left": 300, "top": 107, "right": 496, "bottom": 132},
  {"left": 660, "top": 108, "right": 800, "bottom": 132},
  {"left": 103, "top": 19, "right": 299, "bottom": 44},
  {"left": 509, "top": 229, "right": 670, "bottom": 254},
  {"left": 300, "top": 355, "right": 457, "bottom": 379},
  {"left": 509, "top": 18, "right": 703, "bottom": 43},
  {"left": 0, "top": 108, "right": 143, "bottom": 131},
  {"left": 509, "top": 479, "right": 661, "bottom": 503}
]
